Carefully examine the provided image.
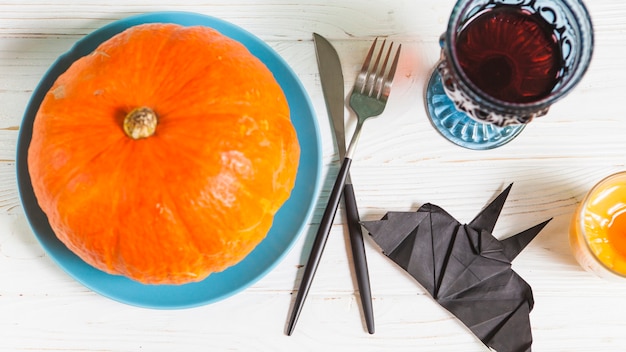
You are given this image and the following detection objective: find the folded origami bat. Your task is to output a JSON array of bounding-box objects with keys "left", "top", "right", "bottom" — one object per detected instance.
[{"left": 362, "top": 184, "right": 551, "bottom": 352}]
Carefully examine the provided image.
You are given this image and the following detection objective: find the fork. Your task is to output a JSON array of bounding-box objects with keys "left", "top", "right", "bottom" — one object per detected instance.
[{"left": 286, "top": 38, "right": 401, "bottom": 335}]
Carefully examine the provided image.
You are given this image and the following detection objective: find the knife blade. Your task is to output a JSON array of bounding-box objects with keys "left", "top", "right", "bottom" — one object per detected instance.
[{"left": 312, "top": 33, "right": 374, "bottom": 334}]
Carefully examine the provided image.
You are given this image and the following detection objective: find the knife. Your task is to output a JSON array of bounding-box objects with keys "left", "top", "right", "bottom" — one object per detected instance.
[{"left": 286, "top": 33, "right": 374, "bottom": 335}]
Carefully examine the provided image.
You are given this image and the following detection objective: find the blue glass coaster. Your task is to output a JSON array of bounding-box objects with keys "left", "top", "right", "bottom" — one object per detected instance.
[{"left": 425, "top": 69, "right": 525, "bottom": 150}]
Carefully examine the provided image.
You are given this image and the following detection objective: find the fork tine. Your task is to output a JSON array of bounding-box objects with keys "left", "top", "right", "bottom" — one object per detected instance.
[
  {"left": 386, "top": 43, "right": 402, "bottom": 84},
  {"left": 374, "top": 42, "right": 394, "bottom": 99},
  {"left": 359, "top": 38, "right": 380, "bottom": 94},
  {"left": 357, "top": 38, "right": 378, "bottom": 94},
  {"left": 380, "top": 43, "right": 402, "bottom": 101},
  {"left": 366, "top": 39, "right": 386, "bottom": 96},
  {"left": 359, "top": 38, "right": 378, "bottom": 75}
]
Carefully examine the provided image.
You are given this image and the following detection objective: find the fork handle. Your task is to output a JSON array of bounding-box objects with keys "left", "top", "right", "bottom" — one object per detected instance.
[
  {"left": 286, "top": 156, "right": 352, "bottom": 336},
  {"left": 344, "top": 182, "right": 375, "bottom": 334}
]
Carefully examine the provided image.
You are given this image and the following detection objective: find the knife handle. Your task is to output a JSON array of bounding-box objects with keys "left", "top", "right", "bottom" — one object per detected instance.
[
  {"left": 343, "top": 182, "right": 375, "bottom": 334},
  {"left": 286, "top": 157, "right": 352, "bottom": 336}
]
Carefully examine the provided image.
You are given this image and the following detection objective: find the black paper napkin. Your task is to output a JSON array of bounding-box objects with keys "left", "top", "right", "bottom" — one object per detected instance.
[{"left": 362, "top": 184, "right": 551, "bottom": 352}]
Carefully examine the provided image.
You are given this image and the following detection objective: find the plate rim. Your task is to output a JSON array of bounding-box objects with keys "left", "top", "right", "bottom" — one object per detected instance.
[{"left": 15, "top": 11, "right": 322, "bottom": 309}]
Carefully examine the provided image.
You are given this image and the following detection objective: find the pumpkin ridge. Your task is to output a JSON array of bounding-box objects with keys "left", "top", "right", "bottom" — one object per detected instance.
[
  {"left": 170, "top": 204, "right": 228, "bottom": 278},
  {"left": 143, "top": 24, "right": 181, "bottom": 90},
  {"left": 154, "top": 39, "right": 277, "bottom": 118},
  {"left": 30, "top": 132, "right": 124, "bottom": 212},
  {"left": 160, "top": 184, "right": 207, "bottom": 271},
  {"left": 148, "top": 27, "right": 252, "bottom": 111},
  {"left": 154, "top": 61, "right": 261, "bottom": 115},
  {"left": 121, "top": 191, "right": 204, "bottom": 284},
  {"left": 93, "top": 23, "right": 180, "bottom": 104},
  {"left": 109, "top": 133, "right": 233, "bottom": 282},
  {"left": 49, "top": 140, "right": 142, "bottom": 266}
]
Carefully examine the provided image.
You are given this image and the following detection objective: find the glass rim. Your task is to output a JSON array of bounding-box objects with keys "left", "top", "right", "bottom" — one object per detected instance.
[
  {"left": 444, "top": 0, "right": 595, "bottom": 115},
  {"left": 575, "top": 171, "right": 626, "bottom": 278}
]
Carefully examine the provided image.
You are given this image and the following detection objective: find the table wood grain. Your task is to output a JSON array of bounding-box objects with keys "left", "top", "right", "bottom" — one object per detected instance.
[{"left": 2, "top": 1, "right": 626, "bottom": 351}]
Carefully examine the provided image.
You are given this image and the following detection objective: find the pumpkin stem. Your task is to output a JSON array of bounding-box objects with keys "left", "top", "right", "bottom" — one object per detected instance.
[{"left": 123, "top": 107, "right": 157, "bottom": 139}]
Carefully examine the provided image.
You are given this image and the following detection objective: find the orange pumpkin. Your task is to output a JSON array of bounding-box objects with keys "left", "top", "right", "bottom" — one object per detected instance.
[{"left": 27, "top": 23, "right": 300, "bottom": 285}]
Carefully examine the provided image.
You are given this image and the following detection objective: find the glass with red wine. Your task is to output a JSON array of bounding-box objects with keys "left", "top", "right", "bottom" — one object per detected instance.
[{"left": 425, "top": 0, "right": 594, "bottom": 149}]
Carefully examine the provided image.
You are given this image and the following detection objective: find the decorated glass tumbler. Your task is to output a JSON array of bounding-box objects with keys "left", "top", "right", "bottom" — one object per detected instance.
[
  {"left": 570, "top": 172, "right": 626, "bottom": 280},
  {"left": 425, "top": 0, "right": 594, "bottom": 149}
]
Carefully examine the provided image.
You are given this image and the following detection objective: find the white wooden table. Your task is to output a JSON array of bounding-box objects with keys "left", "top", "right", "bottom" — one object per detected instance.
[{"left": 2, "top": 1, "right": 626, "bottom": 351}]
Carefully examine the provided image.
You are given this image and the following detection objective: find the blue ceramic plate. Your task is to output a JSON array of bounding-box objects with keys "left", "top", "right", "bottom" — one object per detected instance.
[{"left": 16, "top": 12, "right": 321, "bottom": 309}]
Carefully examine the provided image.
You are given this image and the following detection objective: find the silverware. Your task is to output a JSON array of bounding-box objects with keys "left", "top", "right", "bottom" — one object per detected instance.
[
  {"left": 312, "top": 32, "right": 374, "bottom": 334},
  {"left": 286, "top": 37, "right": 401, "bottom": 336}
]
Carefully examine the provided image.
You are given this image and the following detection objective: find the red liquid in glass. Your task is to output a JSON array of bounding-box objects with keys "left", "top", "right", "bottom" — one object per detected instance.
[{"left": 456, "top": 6, "right": 563, "bottom": 104}]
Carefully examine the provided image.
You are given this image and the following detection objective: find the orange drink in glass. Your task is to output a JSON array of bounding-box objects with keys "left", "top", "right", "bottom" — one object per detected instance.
[{"left": 570, "top": 172, "right": 626, "bottom": 278}]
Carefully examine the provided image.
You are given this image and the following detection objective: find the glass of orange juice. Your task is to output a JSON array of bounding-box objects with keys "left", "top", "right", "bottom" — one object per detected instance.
[{"left": 570, "top": 171, "right": 626, "bottom": 279}]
